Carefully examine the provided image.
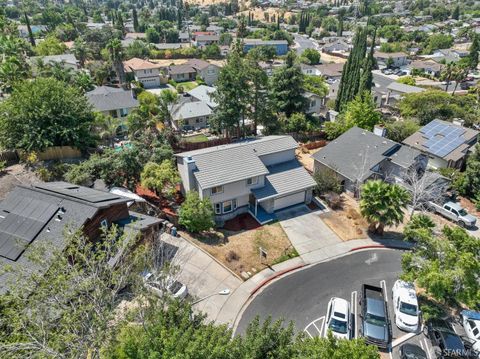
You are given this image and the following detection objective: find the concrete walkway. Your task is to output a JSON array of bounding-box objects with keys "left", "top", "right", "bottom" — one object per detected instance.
[{"left": 160, "top": 233, "right": 242, "bottom": 321}]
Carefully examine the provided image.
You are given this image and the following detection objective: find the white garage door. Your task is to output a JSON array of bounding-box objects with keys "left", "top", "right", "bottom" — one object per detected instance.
[{"left": 274, "top": 191, "right": 305, "bottom": 211}]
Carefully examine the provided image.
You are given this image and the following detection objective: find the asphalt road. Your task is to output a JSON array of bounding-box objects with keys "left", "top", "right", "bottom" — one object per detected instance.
[
  {"left": 236, "top": 249, "right": 403, "bottom": 335},
  {"left": 294, "top": 33, "right": 318, "bottom": 55}
]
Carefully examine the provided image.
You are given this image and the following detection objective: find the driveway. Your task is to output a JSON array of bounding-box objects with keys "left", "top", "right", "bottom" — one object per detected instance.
[
  {"left": 276, "top": 205, "right": 345, "bottom": 263},
  {"left": 161, "top": 233, "right": 242, "bottom": 321}
]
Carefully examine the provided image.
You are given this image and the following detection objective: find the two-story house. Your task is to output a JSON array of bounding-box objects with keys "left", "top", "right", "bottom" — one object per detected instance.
[
  {"left": 123, "top": 57, "right": 166, "bottom": 88},
  {"left": 167, "top": 59, "right": 220, "bottom": 85},
  {"left": 374, "top": 51, "right": 409, "bottom": 68},
  {"left": 176, "top": 136, "right": 316, "bottom": 225},
  {"left": 312, "top": 126, "right": 428, "bottom": 196}
]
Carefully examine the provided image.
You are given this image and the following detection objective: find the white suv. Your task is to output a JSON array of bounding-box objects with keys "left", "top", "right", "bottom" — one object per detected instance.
[
  {"left": 392, "top": 280, "right": 420, "bottom": 332},
  {"left": 324, "top": 297, "right": 351, "bottom": 339}
]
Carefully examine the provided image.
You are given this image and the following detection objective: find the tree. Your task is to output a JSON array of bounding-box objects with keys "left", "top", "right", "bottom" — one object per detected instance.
[
  {"left": 468, "top": 34, "right": 479, "bottom": 70},
  {"left": 211, "top": 43, "right": 249, "bottom": 137},
  {"left": 457, "top": 142, "right": 480, "bottom": 199},
  {"left": 401, "top": 225, "right": 480, "bottom": 308},
  {"left": 35, "top": 35, "right": 67, "bottom": 56},
  {"left": 140, "top": 160, "right": 180, "bottom": 197},
  {"left": 0, "top": 55, "right": 30, "bottom": 93},
  {"left": 146, "top": 27, "right": 160, "bottom": 43},
  {"left": 343, "top": 92, "right": 381, "bottom": 132},
  {"left": 0, "top": 226, "right": 141, "bottom": 358},
  {"left": 384, "top": 119, "right": 420, "bottom": 143},
  {"left": 106, "top": 38, "right": 126, "bottom": 88},
  {"left": 335, "top": 27, "right": 368, "bottom": 111},
  {"left": 132, "top": 8, "right": 139, "bottom": 32},
  {"left": 314, "top": 168, "right": 342, "bottom": 194},
  {"left": 24, "top": 12, "right": 35, "bottom": 47},
  {"left": 0, "top": 78, "right": 95, "bottom": 152},
  {"left": 72, "top": 38, "right": 92, "bottom": 67},
  {"left": 270, "top": 51, "right": 307, "bottom": 117},
  {"left": 360, "top": 180, "right": 410, "bottom": 235},
  {"left": 300, "top": 48, "right": 321, "bottom": 65},
  {"left": 304, "top": 75, "right": 329, "bottom": 98},
  {"left": 424, "top": 33, "right": 453, "bottom": 54},
  {"left": 452, "top": 4, "right": 460, "bottom": 20},
  {"left": 358, "top": 28, "right": 376, "bottom": 94},
  {"left": 397, "top": 76, "right": 416, "bottom": 86},
  {"left": 178, "top": 191, "right": 215, "bottom": 233},
  {"left": 403, "top": 214, "right": 435, "bottom": 242},
  {"left": 245, "top": 54, "right": 273, "bottom": 135}
]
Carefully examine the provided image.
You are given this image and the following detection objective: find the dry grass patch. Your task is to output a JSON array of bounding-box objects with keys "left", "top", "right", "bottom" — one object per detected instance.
[
  {"left": 295, "top": 147, "right": 321, "bottom": 172},
  {"left": 181, "top": 222, "right": 296, "bottom": 278}
]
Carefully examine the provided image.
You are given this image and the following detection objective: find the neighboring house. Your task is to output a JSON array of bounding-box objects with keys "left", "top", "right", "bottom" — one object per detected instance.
[
  {"left": 408, "top": 59, "right": 443, "bottom": 77},
  {"left": 402, "top": 119, "right": 479, "bottom": 169},
  {"left": 0, "top": 182, "right": 161, "bottom": 293},
  {"left": 30, "top": 54, "right": 79, "bottom": 71},
  {"left": 124, "top": 32, "right": 147, "bottom": 40},
  {"left": 304, "top": 92, "right": 324, "bottom": 115},
  {"left": 187, "top": 85, "right": 218, "bottom": 109},
  {"left": 317, "top": 63, "right": 344, "bottom": 100},
  {"left": 18, "top": 24, "right": 46, "bottom": 38},
  {"left": 312, "top": 126, "right": 427, "bottom": 196},
  {"left": 168, "top": 59, "right": 220, "bottom": 85},
  {"left": 86, "top": 86, "right": 139, "bottom": 118},
  {"left": 374, "top": 52, "right": 409, "bottom": 68},
  {"left": 170, "top": 95, "right": 213, "bottom": 130},
  {"left": 430, "top": 48, "right": 469, "bottom": 64},
  {"left": 153, "top": 43, "right": 190, "bottom": 50},
  {"left": 301, "top": 64, "right": 321, "bottom": 76},
  {"left": 179, "top": 31, "right": 190, "bottom": 43},
  {"left": 243, "top": 39, "right": 289, "bottom": 56},
  {"left": 186, "top": 59, "right": 220, "bottom": 85},
  {"left": 194, "top": 34, "right": 220, "bottom": 47},
  {"left": 321, "top": 40, "right": 351, "bottom": 56},
  {"left": 384, "top": 82, "right": 425, "bottom": 106},
  {"left": 259, "top": 60, "right": 284, "bottom": 76},
  {"left": 123, "top": 57, "right": 165, "bottom": 89},
  {"left": 176, "top": 136, "right": 316, "bottom": 224}
]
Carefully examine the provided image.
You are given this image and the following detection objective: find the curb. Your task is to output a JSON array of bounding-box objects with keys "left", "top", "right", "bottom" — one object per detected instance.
[
  {"left": 250, "top": 264, "right": 305, "bottom": 297},
  {"left": 349, "top": 243, "right": 413, "bottom": 252}
]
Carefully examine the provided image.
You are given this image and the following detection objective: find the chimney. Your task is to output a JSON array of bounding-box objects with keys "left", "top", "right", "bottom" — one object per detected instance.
[
  {"left": 373, "top": 124, "right": 387, "bottom": 137},
  {"left": 182, "top": 156, "right": 197, "bottom": 192},
  {"left": 452, "top": 118, "right": 464, "bottom": 127}
]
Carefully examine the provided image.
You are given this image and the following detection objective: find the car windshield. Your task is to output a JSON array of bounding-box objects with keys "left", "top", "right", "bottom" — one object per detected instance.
[
  {"left": 400, "top": 302, "right": 418, "bottom": 316},
  {"left": 168, "top": 280, "right": 183, "bottom": 294},
  {"left": 365, "top": 313, "right": 386, "bottom": 326},
  {"left": 329, "top": 318, "right": 348, "bottom": 334},
  {"left": 458, "top": 209, "right": 468, "bottom": 216}
]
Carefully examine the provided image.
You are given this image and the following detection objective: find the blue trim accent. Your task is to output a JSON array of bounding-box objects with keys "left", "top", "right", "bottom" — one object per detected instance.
[{"left": 248, "top": 204, "right": 276, "bottom": 225}]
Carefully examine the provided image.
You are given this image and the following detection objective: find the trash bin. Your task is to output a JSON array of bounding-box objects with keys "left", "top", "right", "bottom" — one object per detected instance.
[{"left": 171, "top": 227, "right": 177, "bottom": 236}]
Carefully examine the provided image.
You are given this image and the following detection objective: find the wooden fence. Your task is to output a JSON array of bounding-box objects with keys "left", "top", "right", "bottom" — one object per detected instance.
[
  {"left": 36, "top": 146, "right": 82, "bottom": 161},
  {"left": 0, "top": 150, "right": 19, "bottom": 165},
  {"left": 175, "top": 137, "right": 231, "bottom": 152}
]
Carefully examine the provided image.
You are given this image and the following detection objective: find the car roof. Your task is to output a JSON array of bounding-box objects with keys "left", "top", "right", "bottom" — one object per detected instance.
[
  {"left": 332, "top": 297, "right": 349, "bottom": 314},
  {"left": 396, "top": 282, "right": 418, "bottom": 306},
  {"left": 401, "top": 343, "right": 427, "bottom": 358},
  {"left": 445, "top": 201, "right": 462, "bottom": 211},
  {"left": 439, "top": 330, "right": 465, "bottom": 350}
]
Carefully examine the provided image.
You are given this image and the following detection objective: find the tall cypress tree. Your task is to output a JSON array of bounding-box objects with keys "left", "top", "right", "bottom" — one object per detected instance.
[
  {"left": 133, "top": 8, "right": 140, "bottom": 32},
  {"left": 359, "top": 28, "right": 376, "bottom": 94},
  {"left": 335, "top": 26, "right": 368, "bottom": 111},
  {"left": 24, "top": 12, "right": 35, "bottom": 47},
  {"left": 469, "top": 33, "right": 479, "bottom": 70}
]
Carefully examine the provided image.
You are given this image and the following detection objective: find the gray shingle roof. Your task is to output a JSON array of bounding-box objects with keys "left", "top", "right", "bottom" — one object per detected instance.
[
  {"left": 187, "top": 85, "right": 218, "bottom": 108},
  {"left": 86, "top": 86, "right": 139, "bottom": 112},
  {"left": 252, "top": 160, "right": 316, "bottom": 201},
  {"left": 171, "top": 101, "right": 212, "bottom": 121},
  {"left": 387, "top": 82, "right": 425, "bottom": 94},
  {"left": 312, "top": 127, "right": 420, "bottom": 181},
  {"left": 177, "top": 136, "right": 299, "bottom": 189}
]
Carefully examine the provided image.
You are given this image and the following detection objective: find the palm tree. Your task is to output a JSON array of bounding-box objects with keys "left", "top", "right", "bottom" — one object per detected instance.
[
  {"left": 95, "top": 114, "right": 122, "bottom": 147},
  {"left": 359, "top": 180, "right": 410, "bottom": 235},
  {"left": 440, "top": 62, "right": 455, "bottom": 92},
  {"left": 451, "top": 64, "right": 468, "bottom": 95},
  {"left": 106, "top": 39, "right": 126, "bottom": 89},
  {"left": 72, "top": 38, "right": 92, "bottom": 68},
  {"left": 158, "top": 89, "right": 178, "bottom": 126}
]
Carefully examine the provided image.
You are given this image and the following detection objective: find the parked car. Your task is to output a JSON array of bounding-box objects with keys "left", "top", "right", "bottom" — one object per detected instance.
[
  {"left": 429, "top": 201, "right": 477, "bottom": 228},
  {"left": 399, "top": 343, "right": 427, "bottom": 359},
  {"left": 142, "top": 271, "right": 188, "bottom": 300},
  {"left": 359, "top": 284, "right": 390, "bottom": 348},
  {"left": 324, "top": 297, "right": 351, "bottom": 339},
  {"left": 392, "top": 280, "right": 420, "bottom": 332},
  {"left": 461, "top": 310, "right": 480, "bottom": 354},
  {"left": 426, "top": 319, "right": 469, "bottom": 358}
]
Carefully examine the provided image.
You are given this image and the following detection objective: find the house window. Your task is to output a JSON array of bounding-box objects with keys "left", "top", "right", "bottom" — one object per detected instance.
[
  {"left": 214, "top": 203, "right": 221, "bottom": 214},
  {"left": 211, "top": 185, "right": 223, "bottom": 195},
  {"left": 222, "top": 199, "right": 237, "bottom": 213},
  {"left": 246, "top": 177, "right": 258, "bottom": 186},
  {"left": 120, "top": 108, "right": 128, "bottom": 117}
]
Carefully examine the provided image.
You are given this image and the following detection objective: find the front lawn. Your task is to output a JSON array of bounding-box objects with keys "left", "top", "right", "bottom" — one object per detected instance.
[
  {"left": 182, "top": 134, "right": 209, "bottom": 143},
  {"left": 181, "top": 222, "right": 296, "bottom": 278},
  {"left": 179, "top": 81, "right": 199, "bottom": 91}
]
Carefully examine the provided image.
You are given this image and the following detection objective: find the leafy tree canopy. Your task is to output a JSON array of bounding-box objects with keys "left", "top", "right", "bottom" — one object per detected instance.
[
  {"left": 0, "top": 77, "right": 95, "bottom": 152},
  {"left": 178, "top": 191, "right": 215, "bottom": 233}
]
